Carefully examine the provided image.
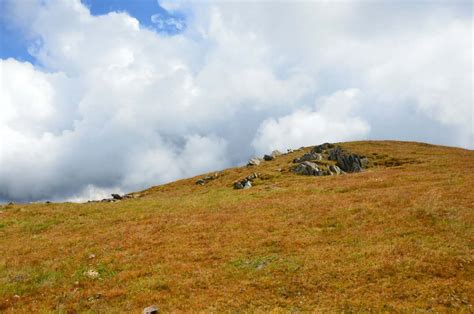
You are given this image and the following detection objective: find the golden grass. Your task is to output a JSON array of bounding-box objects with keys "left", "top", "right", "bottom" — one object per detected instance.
[{"left": 0, "top": 141, "right": 473, "bottom": 312}]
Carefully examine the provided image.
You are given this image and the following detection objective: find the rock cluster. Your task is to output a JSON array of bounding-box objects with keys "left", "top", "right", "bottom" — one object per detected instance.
[
  {"left": 196, "top": 172, "right": 220, "bottom": 185},
  {"left": 88, "top": 193, "right": 139, "bottom": 203},
  {"left": 234, "top": 172, "right": 259, "bottom": 189},
  {"left": 292, "top": 143, "right": 366, "bottom": 176}
]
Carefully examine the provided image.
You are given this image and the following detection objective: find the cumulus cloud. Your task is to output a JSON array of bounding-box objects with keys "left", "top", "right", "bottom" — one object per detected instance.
[
  {"left": 252, "top": 89, "right": 370, "bottom": 154},
  {"left": 0, "top": 0, "right": 472, "bottom": 202}
]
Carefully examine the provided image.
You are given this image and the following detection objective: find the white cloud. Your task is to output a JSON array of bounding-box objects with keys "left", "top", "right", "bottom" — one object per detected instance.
[
  {"left": 252, "top": 89, "right": 370, "bottom": 154},
  {"left": 0, "top": 0, "right": 472, "bottom": 201}
]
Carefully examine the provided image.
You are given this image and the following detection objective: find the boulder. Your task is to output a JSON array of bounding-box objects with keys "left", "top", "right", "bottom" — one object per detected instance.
[
  {"left": 233, "top": 182, "right": 244, "bottom": 189},
  {"left": 247, "top": 157, "right": 261, "bottom": 166},
  {"left": 243, "top": 181, "right": 252, "bottom": 189},
  {"left": 311, "top": 142, "right": 335, "bottom": 153},
  {"left": 328, "top": 146, "right": 364, "bottom": 172},
  {"left": 271, "top": 150, "right": 282, "bottom": 157},
  {"left": 293, "top": 161, "right": 322, "bottom": 176},
  {"left": 263, "top": 154, "right": 274, "bottom": 161},
  {"left": 111, "top": 194, "right": 123, "bottom": 200},
  {"left": 293, "top": 152, "right": 322, "bottom": 163},
  {"left": 329, "top": 165, "right": 342, "bottom": 175}
]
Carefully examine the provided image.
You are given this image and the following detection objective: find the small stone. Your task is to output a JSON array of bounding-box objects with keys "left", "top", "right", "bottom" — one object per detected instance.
[
  {"left": 243, "top": 181, "right": 252, "bottom": 189},
  {"left": 196, "top": 179, "right": 205, "bottom": 185},
  {"left": 143, "top": 305, "right": 159, "bottom": 314},
  {"left": 84, "top": 269, "right": 99, "bottom": 279},
  {"left": 88, "top": 254, "right": 96, "bottom": 259}
]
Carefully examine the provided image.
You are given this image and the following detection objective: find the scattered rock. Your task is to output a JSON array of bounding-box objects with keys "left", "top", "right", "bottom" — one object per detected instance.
[
  {"left": 196, "top": 172, "right": 220, "bottom": 185},
  {"left": 143, "top": 305, "right": 159, "bottom": 314},
  {"left": 88, "top": 254, "right": 96, "bottom": 259},
  {"left": 293, "top": 152, "right": 322, "bottom": 163},
  {"left": 111, "top": 194, "right": 123, "bottom": 200},
  {"left": 87, "top": 294, "right": 102, "bottom": 301},
  {"left": 247, "top": 157, "right": 261, "bottom": 166},
  {"left": 234, "top": 173, "right": 258, "bottom": 189},
  {"left": 328, "top": 146, "right": 365, "bottom": 172},
  {"left": 84, "top": 269, "right": 99, "bottom": 279}
]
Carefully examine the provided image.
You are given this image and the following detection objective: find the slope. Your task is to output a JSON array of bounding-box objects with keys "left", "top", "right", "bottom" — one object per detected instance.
[{"left": 0, "top": 141, "right": 473, "bottom": 312}]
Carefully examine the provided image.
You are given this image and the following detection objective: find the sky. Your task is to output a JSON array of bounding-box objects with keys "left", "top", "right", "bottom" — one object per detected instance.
[{"left": 0, "top": 0, "right": 472, "bottom": 203}]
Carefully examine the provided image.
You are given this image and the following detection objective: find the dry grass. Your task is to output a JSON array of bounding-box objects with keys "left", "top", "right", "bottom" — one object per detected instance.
[{"left": 0, "top": 141, "right": 473, "bottom": 312}]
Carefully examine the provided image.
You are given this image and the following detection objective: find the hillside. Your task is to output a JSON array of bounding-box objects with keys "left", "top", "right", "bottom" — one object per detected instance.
[{"left": 1, "top": 141, "right": 473, "bottom": 312}]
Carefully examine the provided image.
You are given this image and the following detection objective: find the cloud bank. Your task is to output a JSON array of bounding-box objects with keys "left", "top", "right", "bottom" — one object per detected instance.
[{"left": 0, "top": 0, "right": 472, "bottom": 202}]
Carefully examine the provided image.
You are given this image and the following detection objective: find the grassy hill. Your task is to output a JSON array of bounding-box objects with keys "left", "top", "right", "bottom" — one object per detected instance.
[{"left": 1, "top": 141, "right": 473, "bottom": 312}]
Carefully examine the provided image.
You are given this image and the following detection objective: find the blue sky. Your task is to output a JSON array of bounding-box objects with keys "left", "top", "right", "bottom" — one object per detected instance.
[{"left": 0, "top": 0, "right": 185, "bottom": 63}]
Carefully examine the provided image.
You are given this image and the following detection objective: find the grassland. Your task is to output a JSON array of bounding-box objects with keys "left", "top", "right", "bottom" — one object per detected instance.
[{"left": 0, "top": 141, "right": 473, "bottom": 312}]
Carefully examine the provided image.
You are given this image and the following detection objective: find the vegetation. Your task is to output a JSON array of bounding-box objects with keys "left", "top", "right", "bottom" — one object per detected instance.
[{"left": 0, "top": 141, "right": 473, "bottom": 312}]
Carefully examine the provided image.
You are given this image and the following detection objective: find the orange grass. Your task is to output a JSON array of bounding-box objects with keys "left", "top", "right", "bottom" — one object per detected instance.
[{"left": 0, "top": 141, "right": 473, "bottom": 312}]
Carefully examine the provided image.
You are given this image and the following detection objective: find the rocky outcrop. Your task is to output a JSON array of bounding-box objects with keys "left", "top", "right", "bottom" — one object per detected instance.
[
  {"left": 328, "top": 146, "right": 367, "bottom": 173},
  {"left": 291, "top": 143, "right": 367, "bottom": 177},
  {"left": 293, "top": 152, "right": 322, "bottom": 163},
  {"left": 311, "top": 143, "right": 335, "bottom": 153},
  {"left": 293, "top": 161, "right": 327, "bottom": 176}
]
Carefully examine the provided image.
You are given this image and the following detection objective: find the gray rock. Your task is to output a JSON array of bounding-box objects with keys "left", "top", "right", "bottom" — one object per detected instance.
[
  {"left": 263, "top": 154, "right": 274, "bottom": 161},
  {"left": 329, "top": 165, "right": 342, "bottom": 175},
  {"left": 234, "top": 181, "right": 244, "bottom": 189},
  {"left": 311, "top": 142, "right": 335, "bottom": 153},
  {"left": 293, "top": 161, "right": 321, "bottom": 176},
  {"left": 111, "top": 194, "right": 123, "bottom": 200},
  {"left": 328, "top": 146, "right": 364, "bottom": 172},
  {"left": 196, "top": 179, "right": 205, "bottom": 185},
  {"left": 247, "top": 157, "right": 261, "bottom": 166},
  {"left": 243, "top": 181, "right": 252, "bottom": 189},
  {"left": 246, "top": 172, "right": 258, "bottom": 180},
  {"left": 293, "top": 152, "right": 322, "bottom": 163},
  {"left": 271, "top": 150, "right": 282, "bottom": 157},
  {"left": 143, "top": 305, "right": 159, "bottom": 314}
]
